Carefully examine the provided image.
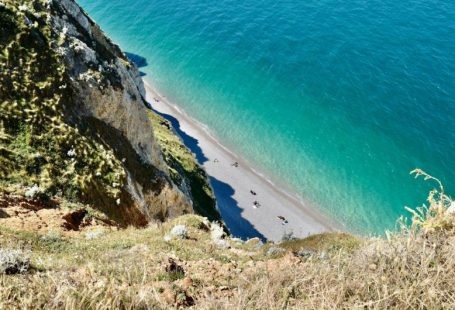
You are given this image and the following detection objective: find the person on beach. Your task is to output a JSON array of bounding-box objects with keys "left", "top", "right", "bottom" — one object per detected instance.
[
  {"left": 277, "top": 215, "right": 288, "bottom": 225},
  {"left": 231, "top": 161, "right": 239, "bottom": 167},
  {"left": 252, "top": 201, "right": 260, "bottom": 209},
  {"left": 250, "top": 190, "right": 257, "bottom": 195}
]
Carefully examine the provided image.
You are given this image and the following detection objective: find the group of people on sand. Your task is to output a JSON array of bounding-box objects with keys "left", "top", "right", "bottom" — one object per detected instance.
[
  {"left": 212, "top": 157, "right": 288, "bottom": 225},
  {"left": 213, "top": 158, "right": 239, "bottom": 167},
  {"left": 250, "top": 191, "right": 288, "bottom": 224},
  {"left": 250, "top": 190, "right": 261, "bottom": 209},
  {"left": 250, "top": 188, "right": 287, "bottom": 224},
  {"left": 212, "top": 159, "right": 239, "bottom": 168},
  {"left": 277, "top": 215, "right": 288, "bottom": 225}
]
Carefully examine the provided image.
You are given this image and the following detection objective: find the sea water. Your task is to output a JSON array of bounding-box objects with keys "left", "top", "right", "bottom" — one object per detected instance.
[{"left": 78, "top": 0, "right": 455, "bottom": 234}]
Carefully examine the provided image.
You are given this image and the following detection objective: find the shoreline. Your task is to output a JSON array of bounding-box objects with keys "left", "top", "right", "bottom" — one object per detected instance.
[{"left": 144, "top": 79, "right": 342, "bottom": 241}]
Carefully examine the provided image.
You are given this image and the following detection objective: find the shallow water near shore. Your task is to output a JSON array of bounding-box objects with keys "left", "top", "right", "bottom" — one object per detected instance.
[{"left": 78, "top": 0, "right": 455, "bottom": 234}]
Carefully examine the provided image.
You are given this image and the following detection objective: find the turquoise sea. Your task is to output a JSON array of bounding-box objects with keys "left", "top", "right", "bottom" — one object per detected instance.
[{"left": 78, "top": 0, "right": 455, "bottom": 234}]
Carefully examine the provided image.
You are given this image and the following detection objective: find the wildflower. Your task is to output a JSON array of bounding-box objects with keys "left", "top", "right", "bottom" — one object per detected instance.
[
  {"left": 25, "top": 184, "right": 41, "bottom": 199},
  {"left": 67, "top": 148, "right": 76, "bottom": 157}
]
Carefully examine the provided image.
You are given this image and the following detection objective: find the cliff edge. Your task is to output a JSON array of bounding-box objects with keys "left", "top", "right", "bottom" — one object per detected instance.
[
  {"left": 0, "top": 0, "right": 220, "bottom": 226},
  {"left": 1, "top": 1, "right": 455, "bottom": 309}
]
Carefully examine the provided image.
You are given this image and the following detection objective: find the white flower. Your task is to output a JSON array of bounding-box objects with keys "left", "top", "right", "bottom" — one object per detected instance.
[
  {"left": 67, "top": 148, "right": 76, "bottom": 157},
  {"left": 18, "top": 4, "right": 28, "bottom": 12},
  {"left": 25, "top": 185, "right": 41, "bottom": 199}
]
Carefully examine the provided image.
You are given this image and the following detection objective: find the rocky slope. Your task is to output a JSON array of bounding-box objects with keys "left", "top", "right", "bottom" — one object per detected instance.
[
  {"left": 1, "top": 189, "right": 455, "bottom": 309},
  {"left": 0, "top": 0, "right": 220, "bottom": 226}
]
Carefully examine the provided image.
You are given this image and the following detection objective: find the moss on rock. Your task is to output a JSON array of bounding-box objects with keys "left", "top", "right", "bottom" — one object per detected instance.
[
  {"left": 0, "top": 0, "right": 221, "bottom": 227},
  {"left": 148, "top": 111, "right": 221, "bottom": 222},
  {"left": 0, "top": 1, "right": 126, "bottom": 206}
]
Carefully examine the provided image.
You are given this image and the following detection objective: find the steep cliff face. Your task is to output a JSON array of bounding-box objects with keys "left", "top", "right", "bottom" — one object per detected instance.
[{"left": 0, "top": 0, "right": 219, "bottom": 225}]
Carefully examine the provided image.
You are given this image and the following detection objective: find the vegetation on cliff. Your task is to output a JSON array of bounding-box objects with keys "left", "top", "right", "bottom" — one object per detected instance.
[
  {"left": 148, "top": 111, "right": 220, "bottom": 222},
  {"left": 1, "top": 0, "right": 454, "bottom": 309},
  {"left": 0, "top": 0, "right": 219, "bottom": 226},
  {"left": 0, "top": 0, "right": 126, "bottom": 202}
]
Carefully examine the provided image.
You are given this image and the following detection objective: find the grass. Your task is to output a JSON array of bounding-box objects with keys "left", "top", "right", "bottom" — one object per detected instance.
[
  {"left": 0, "top": 214, "right": 266, "bottom": 308},
  {"left": 0, "top": 0, "right": 222, "bottom": 228},
  {"left": 148, "top": 111, "right": 221, "bottom": 222},
  {"left": 1, "top": 0, "right": 454, "bottom": 308},
  {"left": 1, "top": 171, "right": 455, "bottom": 308},
  {"left": 280, "top": 232, "right": 362, "bottom": 253},
  {"left": 0, "top": 0, "right": 126, "bottom": 204}
]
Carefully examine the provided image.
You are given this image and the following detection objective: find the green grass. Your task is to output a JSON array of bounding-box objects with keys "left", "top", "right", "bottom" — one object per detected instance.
[
  {"left": 280, "top": 232, "right": 362, "bottom": 253},
  {"left": 0, "top": 0, "right": 126, "bottom": 205},
  {"left": 148, "top": 111, "right": 221, "bottom": 222},
  {"left": 2, "top": 176, "right": 455, "bottom": 309}
]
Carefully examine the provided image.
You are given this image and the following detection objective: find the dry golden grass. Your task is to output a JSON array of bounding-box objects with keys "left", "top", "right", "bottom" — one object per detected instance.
[{"left": 1, "top": 170, "right": 454, "bottom": 309}]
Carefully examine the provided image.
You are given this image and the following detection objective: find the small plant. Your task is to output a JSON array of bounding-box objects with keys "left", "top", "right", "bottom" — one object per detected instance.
[
  {"left": 157, "top": 258, "right": 185, "bottom": 282},
  {"left": 85, "top": 229, "right": 105, "bottom": 240},
  {"left": 405, "top": 169, "right": 454, "bottom": 233},
  {"left": 156, "top": 270, "right": 185, "bottom": 282},
  {"left": 38, "top": 231, "right": 68, "bottom": 252},
  {"left": 164, "top": 225, "right": 188, "bottom": 241},
  {"left": 40, "top": 230, "right": 61, "bottom": 243},
  {"left": 0, "top": 248, "right": 30, "bottom": 274}
]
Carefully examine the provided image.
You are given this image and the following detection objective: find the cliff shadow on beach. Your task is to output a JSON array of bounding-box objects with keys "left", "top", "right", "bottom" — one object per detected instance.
[
  {"left": 129, "top": 48, "right": 266, "bottom": 240},
  {"left": 209, "top": 176, "right": 266, "bottom": 241},
  {"left": 150, "top": 107, "right": 266, "bottom": 241}
]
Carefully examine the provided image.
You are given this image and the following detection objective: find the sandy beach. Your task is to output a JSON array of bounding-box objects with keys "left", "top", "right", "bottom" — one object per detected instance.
[{"left": 144, "top": 81, "right": 340, "bottom": 241}]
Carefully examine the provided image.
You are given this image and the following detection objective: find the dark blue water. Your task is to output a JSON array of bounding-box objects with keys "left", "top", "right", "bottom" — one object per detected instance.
[{"left": 78, "top": 0, "right": 455, "bottom": 234}]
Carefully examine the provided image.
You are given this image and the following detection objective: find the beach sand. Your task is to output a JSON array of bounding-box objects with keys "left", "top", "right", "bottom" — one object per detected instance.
[{"left": 144, "top": 81, "right": 340, "bottom": 241}]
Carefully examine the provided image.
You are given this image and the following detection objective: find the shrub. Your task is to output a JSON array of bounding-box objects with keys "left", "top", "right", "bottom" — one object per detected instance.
[
  {"left": 405, "top": 169, "right": 455, "bottom": 234},
  {"left": 0, "top": 248, "right": 30, "bottom": 274}
]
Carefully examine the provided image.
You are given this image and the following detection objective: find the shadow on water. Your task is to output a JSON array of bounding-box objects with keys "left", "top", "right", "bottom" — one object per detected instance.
[
  {"left": 150, "top": 107, "right": 266, "bottom": 241},
  {"left": 125, "top": 52, "right": 148, "bottom": 76}
]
